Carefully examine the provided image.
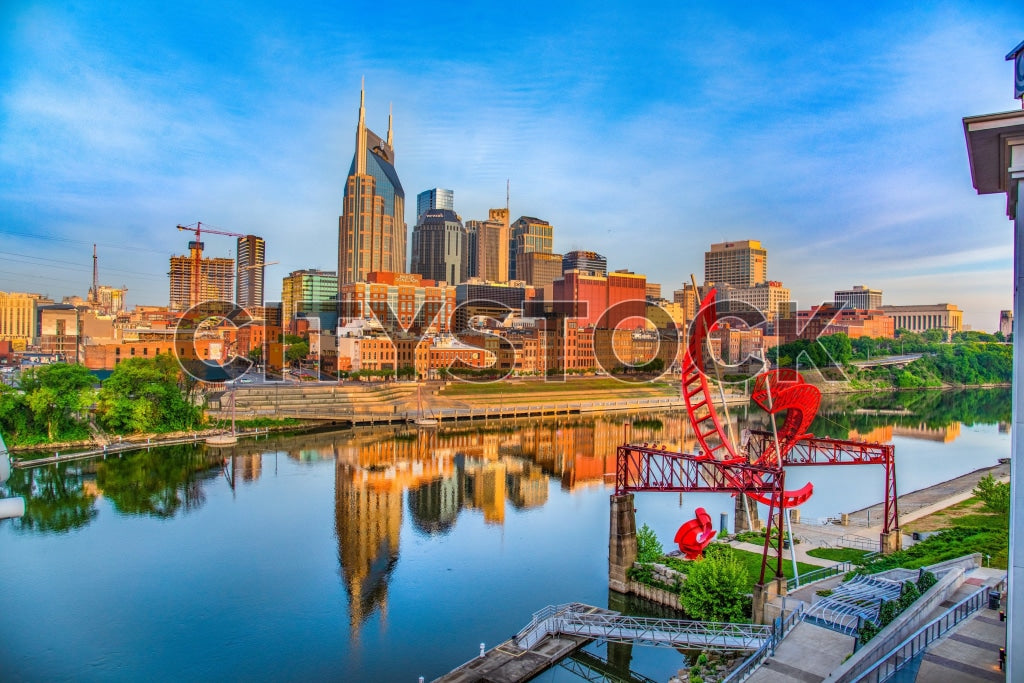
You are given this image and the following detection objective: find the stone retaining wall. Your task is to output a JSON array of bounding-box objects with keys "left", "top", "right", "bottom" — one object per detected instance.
[{"left": 626, "top": 562, "right": 686, "bottom": 610}]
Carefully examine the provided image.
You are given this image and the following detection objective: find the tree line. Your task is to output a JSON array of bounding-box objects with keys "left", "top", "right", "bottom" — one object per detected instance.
[
  {"left": 0, "top": 356, "right": 203, "bottom": 446},
  {"left": 767, "top": 330, "right": 1012, "bottom": 387}
]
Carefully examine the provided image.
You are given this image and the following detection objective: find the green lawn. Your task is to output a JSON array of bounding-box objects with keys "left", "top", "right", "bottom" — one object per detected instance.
[
  {"left": 663, "top": 544, "right": 820, "bottom": 584},
  {"left": 806, "top": 547, "right": 873, "bottom": 563}
]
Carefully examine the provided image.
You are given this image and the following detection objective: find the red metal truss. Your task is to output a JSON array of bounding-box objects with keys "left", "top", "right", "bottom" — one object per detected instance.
[
  {"left": 616, "top": 444, "right": 783, "bottom": 496},
  {"left": 745, "top": 430, "right": 900, "bottom": 534}
]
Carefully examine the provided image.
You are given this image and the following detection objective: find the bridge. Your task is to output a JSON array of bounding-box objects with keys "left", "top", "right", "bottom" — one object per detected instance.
[
  {"left": 435, "top": 603, "right": 776, "bottom": 682},
  {"left": 849, "top": 353, "right": 922, "bottom": 368},
  {"left": 514, "top": 603, "right": 772, "bottom": 650}
]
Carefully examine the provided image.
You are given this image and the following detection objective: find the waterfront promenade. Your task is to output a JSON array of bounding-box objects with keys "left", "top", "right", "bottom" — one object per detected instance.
[{"left": 789, "top": 461, "right": 1010, "bottom": 552}]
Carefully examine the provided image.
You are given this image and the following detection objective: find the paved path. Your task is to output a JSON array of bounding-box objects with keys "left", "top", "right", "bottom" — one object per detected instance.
[
  {"left": 846, "top": 462, "right": 1009, "bottom": 529},
  {"left": 783, "top": 462, "right": 1009, "bottom": 552},
  {"left": 744, "top": 621, "right": 853, "bottom": 683},
  {"left": 913, "top": 569, "right": 1007, "bottom": 683}
]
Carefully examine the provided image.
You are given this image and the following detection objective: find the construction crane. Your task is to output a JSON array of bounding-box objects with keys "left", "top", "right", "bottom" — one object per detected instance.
[{"left": 176, "top": 222, "right": 246, "bottom": 308}]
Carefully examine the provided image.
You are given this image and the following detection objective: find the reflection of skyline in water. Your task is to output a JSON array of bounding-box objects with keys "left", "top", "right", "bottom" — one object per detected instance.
[{"left": 0, "top": 388, "right": 1011, "bottom": 681}]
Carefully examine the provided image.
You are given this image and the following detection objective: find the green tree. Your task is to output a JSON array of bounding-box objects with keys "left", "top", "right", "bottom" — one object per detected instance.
[
  {"left": 678, "top": 545, "right": 749, "bottom": 622},
  {"left": 0, "top": 383, "right": 30, "bottom": 442},
  {"left": 96, "top": 357, "right": 201, "bottom": 434},
  {"left": 19, "top": 364, "right": 96, "bottom": 440},
  {"left": 636, "top": 523, "right": 664, "bottom": 563},
  {"left": 818, "top": 333, "right": 853, "bottom": 366},
  {"left": 973, "top": 474, "right": 1010, "bottom": 514},
  {"left": 285, "top": 341, "right": 309, "bottom": 365}
]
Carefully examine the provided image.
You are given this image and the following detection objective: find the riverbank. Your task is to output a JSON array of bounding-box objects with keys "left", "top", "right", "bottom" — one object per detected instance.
[{"left": 7, "top": 420, "right": 316, "bottom": 460}]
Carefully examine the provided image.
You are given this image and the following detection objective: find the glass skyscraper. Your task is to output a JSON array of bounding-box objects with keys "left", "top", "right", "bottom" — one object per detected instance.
[
  {"left": 338, "top": 84, "right": 406, "bottom": 286},
  {"left": 416, "top": 188, "right": 454, "bottom": 223}
]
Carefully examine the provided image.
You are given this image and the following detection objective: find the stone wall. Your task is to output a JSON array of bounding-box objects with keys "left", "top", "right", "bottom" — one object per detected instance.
[{"left": 625, "top": 561, "right": 686, "bottom": 610}]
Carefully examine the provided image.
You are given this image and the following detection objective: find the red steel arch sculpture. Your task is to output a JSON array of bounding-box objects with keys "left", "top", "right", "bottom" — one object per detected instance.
[{"left": 615, "top": 288, "right": 902, "bottom": 586}]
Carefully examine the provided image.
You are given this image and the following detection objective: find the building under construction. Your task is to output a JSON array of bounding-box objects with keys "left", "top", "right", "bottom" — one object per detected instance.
[{"left": 169, "top": 254, "right": 234, "bottom": 310}]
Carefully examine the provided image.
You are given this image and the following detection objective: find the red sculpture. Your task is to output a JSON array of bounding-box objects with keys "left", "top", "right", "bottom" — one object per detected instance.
[
  {"left": 750, "top": 369, "right": 821, "bottom": 467},
  {"left": 674, "top": 507, "right": 717, "bottom": 559},
  {"left": 680, "top": 289, "right": 819, "bottom": 507}
]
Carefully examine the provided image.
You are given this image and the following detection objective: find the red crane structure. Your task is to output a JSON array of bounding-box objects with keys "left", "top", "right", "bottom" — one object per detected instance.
[
  {"left": 176, "top": 222, "right": 245, "bottom": 308},
  {"left": 611, "top": 289, "right": 901, "bottom": 615}
]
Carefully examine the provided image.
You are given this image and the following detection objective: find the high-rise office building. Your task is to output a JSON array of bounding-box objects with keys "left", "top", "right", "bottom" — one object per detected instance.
[
  {"left": 338, "top": 84, "right": 406, "bottom": 286},
  {"left": 704, "top": 240, "right": 767, "bottom": 288},
  {"left": 410, "top": 209, "right": 466, "bottom": 285},
  {"left": 236, "top": 234, "right": 266, "bottom": 309},
  {"left": 169, "top": 255, "right": 234, "bottom": 311},
  {"left": 463, "top": 222, "right": 478, "bottom": 279},
  {"left": 518, "top": 252, "right": 563, "bottom": 289},
  {"left": 468, "top": 208, "right": 510, "bottom": 283},
  {"left": 281, "top": 269, "right": 338, "bottom": 329},
  {"left": 553, "top": 270, "right": 647, "bottom": 329},
  {"left": 510, "top": 216, "right": 553, "bottom": 281},
  {"left": 416, "top": 188, "right": 454, "bottom": 223},
  {"left": 834, "top": 285, "right": 883, "bottom": 310},
  {"left": 562, "top": 250, "right": 607, "bottom": 277}
]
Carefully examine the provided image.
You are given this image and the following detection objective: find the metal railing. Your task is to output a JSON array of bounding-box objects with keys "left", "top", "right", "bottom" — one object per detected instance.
[
  {"left": 514, "top": 603, "right": 772, "bottom": 651},
  {"left": 851, "top": 583, "right": 996, "bottom": 682},
  {"left": 722, "top": 605, "right": 805, "bottom": 682},
  {"left": 786, "top": 561, "right": 855, "bottom": 592}
]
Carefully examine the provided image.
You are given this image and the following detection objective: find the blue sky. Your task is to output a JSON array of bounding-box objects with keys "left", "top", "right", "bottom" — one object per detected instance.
[{"left": 0, "top": 1, "right": 1020, "bottom": 330}]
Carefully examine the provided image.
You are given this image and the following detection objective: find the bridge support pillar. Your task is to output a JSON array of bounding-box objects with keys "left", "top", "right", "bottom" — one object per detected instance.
[
  {"left": 734, "top": 494, "right": 761, "bottom": 533},
  {"left": 879, "top": 530, "right": 901, "bottom": 555},
  {"left": 751, "top": 580, "right": 784, "bottom": 624},
  {"left": 609, "top": 493, "right": 636, "bottom": 593}
]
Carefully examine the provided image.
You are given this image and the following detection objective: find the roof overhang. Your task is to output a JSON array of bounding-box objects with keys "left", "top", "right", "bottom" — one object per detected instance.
[{"left": 963, "top": 109, "right": 1024, "bottom": 218}]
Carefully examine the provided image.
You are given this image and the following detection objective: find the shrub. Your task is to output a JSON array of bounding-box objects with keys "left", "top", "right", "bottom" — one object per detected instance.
[
  {"left": 877, "top": 600, "right": 899, "bottom": 627},
  {"left": 628, "top": 563, "right": 654, "bottom": 583},
  {"left": 858, "top": 619, "right": 880, "bottom": 644},
  {"left": 973, "top": 474, "right": 1010, "bottom": 514},
  {"left": 897, "top": 581, "right": 921, "bottom": 611},
  {"left": 636, "top": 523, "right": 664, "bottom": 563},
  {"left": 678, "top": 549, "right": 750, "bottom": 622},
  {"left": 917, "top": 570, "right": 938, "bottom": 593}
]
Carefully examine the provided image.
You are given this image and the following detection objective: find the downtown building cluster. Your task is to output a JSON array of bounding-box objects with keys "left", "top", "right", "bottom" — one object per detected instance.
[{"left": 0, "top": 86, "right": 975, "bottom": 379}]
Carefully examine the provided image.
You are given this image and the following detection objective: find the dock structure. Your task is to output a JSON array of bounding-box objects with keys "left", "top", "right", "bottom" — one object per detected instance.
[{"left": 434, "top": 603, "right": 772, "bottom": 682}]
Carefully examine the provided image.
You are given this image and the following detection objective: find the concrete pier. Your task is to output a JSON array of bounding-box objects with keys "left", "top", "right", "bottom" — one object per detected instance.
[{"left": 609, "top": 493, "right": 637, "bottom": 593}]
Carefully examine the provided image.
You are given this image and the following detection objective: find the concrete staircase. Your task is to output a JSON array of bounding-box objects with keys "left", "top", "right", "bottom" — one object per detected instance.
[{"left": 214, "top": 382, "right": 418, "bottom": 418}]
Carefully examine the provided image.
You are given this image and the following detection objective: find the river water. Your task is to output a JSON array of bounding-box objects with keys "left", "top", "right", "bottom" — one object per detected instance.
[{"left": 0, "top": 388, "right": 1009, "bottom": 682}]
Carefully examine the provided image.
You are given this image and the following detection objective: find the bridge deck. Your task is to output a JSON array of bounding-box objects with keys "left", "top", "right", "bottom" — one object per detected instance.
[{"left": 435, "top": 603, "right": 771, "bottom": 683}]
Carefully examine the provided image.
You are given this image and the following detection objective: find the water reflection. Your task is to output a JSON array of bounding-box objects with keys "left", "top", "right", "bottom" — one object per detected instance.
[
  {"left": 96, "top": 446, "right": 220, "bottom": 516},
  {"left": 0, "top": 388, "right": 1009, "bottom": 539},
  {"left": 3, "top": 465, "right": 97, "bottom": 533},
  {"left": 0, "top": 388, "right": 1011, "bottom": 682}
]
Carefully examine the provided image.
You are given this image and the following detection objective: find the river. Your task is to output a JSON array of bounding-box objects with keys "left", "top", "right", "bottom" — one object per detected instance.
[{"left": 0, "top": 388, "right": 1010, "bottom": 682}]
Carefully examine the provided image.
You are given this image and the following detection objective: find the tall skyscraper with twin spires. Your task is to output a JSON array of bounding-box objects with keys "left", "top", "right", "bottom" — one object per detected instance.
[{"left": 338, "top": 82, "right": 407, "bottom": 288}]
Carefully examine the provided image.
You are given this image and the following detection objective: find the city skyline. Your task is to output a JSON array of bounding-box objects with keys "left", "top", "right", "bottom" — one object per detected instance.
[{"left": 0, "top": 2, "right": 1020, "bottom": 329}]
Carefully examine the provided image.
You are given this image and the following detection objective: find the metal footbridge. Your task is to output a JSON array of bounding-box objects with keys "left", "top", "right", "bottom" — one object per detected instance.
[{"left": 513, "top": 603, "right": 772, "bottom": 651}]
